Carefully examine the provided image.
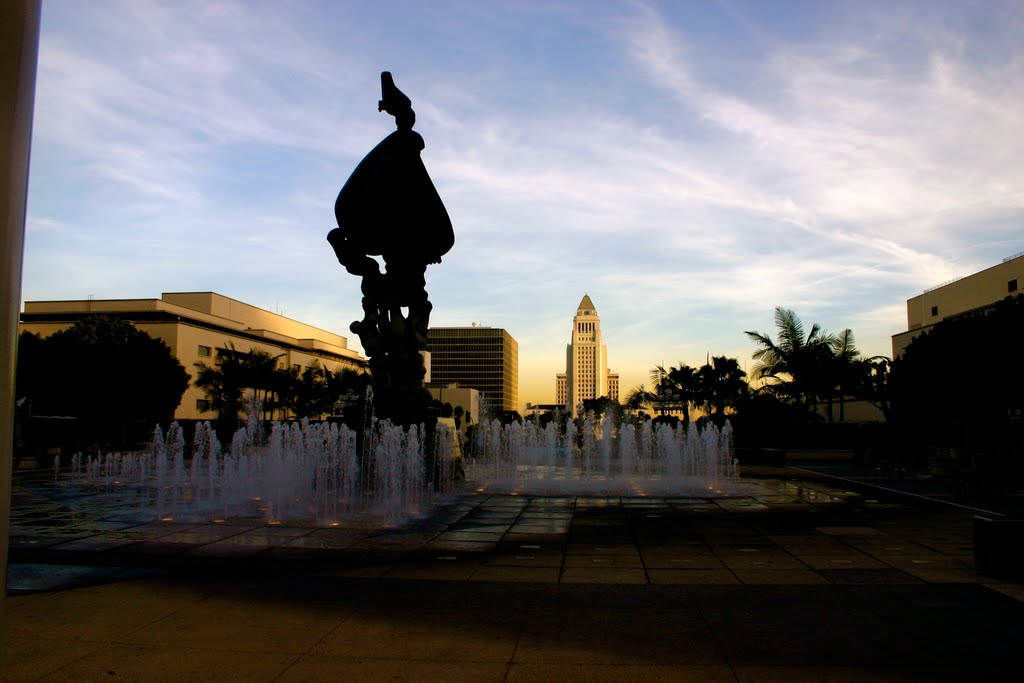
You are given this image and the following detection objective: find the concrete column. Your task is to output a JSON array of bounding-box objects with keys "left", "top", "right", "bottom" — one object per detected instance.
[{"left": 1, "top": 0, "right": 42, "bottom": 655}]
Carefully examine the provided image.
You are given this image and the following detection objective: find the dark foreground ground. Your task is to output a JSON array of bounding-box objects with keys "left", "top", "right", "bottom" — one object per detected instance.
[{"left": 4, "top": 464, "right": 1024, "bottom": 681}]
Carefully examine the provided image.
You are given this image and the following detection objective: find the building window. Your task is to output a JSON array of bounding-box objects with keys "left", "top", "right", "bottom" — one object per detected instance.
[
  {"left": 198, "top": 345, "right": 211, "bottom": 357},
  {"left": 930, "top": 305, "right": 938, "bottom": 317},
  {"left": 196, "top": 399, "right": 212, "bottom": 412},
  {"left": 292, "top": 364, "right": 301, "bottom": 372},
  {"left": 1010, "top": 279, "right": 1018, "bottom": 293}
]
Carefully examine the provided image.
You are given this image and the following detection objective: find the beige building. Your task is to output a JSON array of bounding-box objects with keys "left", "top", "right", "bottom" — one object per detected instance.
[
  {"left": 559, "top": 295, "right": 619, "bottom": 416},
  {"left": 892, "top": 252, "right": 1023, "bottom": 357},
  {"left": 426, "top": 382, "right": 481, "bottom": 426},
  {"left": 425, "top": 326, "right": 519, "bottom": 414},
  {"left": 19, "top": 292, "right": 367, "bottom": 420}
]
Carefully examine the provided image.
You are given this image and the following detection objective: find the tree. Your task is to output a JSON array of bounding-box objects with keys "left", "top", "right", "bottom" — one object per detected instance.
[
  {"left": 16, "top": 316, "right": 190, "bottom": 446},
  {"left": 859, "top": 358, "right": 892, "bottom": 422},
  {"left": 697, "top": 356, "right": 747, "bottom": 425},
  {"left": 824, "top": 329, "right": 889, "bottom": 422},
  {"left": 194, "top": 342, "right": 247, "bottom": 426},
  {"left": 745, "top": 307, "right": 837, "bottom": 417},
  {"left": 648, "top": 364, "right": 696, "bottom": 420},
  {"left": 581, "top": 396, "right": 622, "bottom": 422},
  {"left": 240, "top": 348, "right": 284, "bottom": 420},
  {"left": 666, "top": 364, "right": 700, "bottom": 426},
  {"left": 287, "top": 362, "right": 335, "bottom": 421},
  {"left": 888, "top": 294, "right": 1023, "bottom": 450},
  {"left": 624, "top": 384, "right": 655, "bottom": 414},
  {"left": 326, "top": 367, "right": 372, "bottom": 429}
]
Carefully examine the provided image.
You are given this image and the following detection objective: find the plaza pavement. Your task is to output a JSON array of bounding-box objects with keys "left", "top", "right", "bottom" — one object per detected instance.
[{"left": 4, "top": 465, "right": 1024, "bottom": 681}]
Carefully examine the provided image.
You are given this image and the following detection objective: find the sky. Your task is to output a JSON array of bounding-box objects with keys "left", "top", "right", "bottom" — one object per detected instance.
[{"left": 23, "top": 0, "right": 1024, "bottom": 412}]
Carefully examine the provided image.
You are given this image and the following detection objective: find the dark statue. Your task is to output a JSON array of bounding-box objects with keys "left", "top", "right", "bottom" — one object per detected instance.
[{"left": 328, "top": 72, "right": 453, "bottom": 427}]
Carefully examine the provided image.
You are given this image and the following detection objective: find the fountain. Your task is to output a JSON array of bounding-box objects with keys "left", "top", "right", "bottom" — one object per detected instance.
[
  {"left": 467, "top": 413, "right": 737, "bottom": 496},
  {"left": 71, "top": 412, "right": 459, "bottom": 526},
  {"left": 67, "top": 410, "right": 736, "bottom": 525}
]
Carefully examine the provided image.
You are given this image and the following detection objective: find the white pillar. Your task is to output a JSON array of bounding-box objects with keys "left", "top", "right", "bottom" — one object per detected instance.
[{"left": 1, "top": 0, "right": 41, "bottom": 660}]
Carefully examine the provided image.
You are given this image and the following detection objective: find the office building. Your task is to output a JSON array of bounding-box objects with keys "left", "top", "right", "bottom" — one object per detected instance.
[
  {"left": 20, "top": 292, "right": 367, "bottom": 420},
  {"left": 892, "top": 252, "right": 1023, "bottom": 357},
  {"left": 559, "top": 295, "right": 619, "bottom": 416},
  {"left": 425, "top": 326, "right": 519, "bottom": 414}
]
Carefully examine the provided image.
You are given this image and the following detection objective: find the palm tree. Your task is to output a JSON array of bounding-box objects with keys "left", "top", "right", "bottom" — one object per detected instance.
[
  {"left": 647, "top": 364, "right": 694, "bottom": 420},
  {"left": 826, "top": 330, "right": 889, "bottom": 421},
  {"left": 859, "top": 358, "right": 892, "bottom": 422},
  {"left": 745, "top": 307, "right": 836, "bottom": 417},
  {"left": 624, "top": 384, "right": 655, "bottom": 414},
  {"left": 240, "top": 349, "right": 284, "bottom": 420},
  {"left": 193, "top": 342, "right": 246, "bottom": 425},
  {"left": 697, "top": 356, "right": 747, "bottom": 425},
  {"left": 666, "top": 364, "right": 699, "bottom": 426},
  {"left": 288, "top": 362, "right": 341, "bottom": 420}
]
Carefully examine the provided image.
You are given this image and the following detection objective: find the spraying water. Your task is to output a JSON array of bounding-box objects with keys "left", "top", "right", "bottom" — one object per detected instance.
[
  {"left": 465, "top": 413, "right": 737, "bottom": 496},
  {"left": 70, "top": 409, "right": 737, "bottom": 526}
]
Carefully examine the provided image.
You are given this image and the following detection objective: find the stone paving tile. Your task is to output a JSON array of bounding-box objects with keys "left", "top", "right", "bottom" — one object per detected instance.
[
  {"left": 116, "top": 541, "right": 198, "bottom": 556},
  {"left": 278, "top": 657, "right": 508, "bottom": 682},
  {"left": 819, "top": 569, "right": 921, "bottom": 585},
  {"left": 496, "top": 538, "right": 565, "bottom": 552},
  {"left": 732, "top": 665, "right": 994, "bottom": 682},
  {"left": 6, "top": 564, "right": 125, "bottom": 593},
  {"left": 8, "top": 534, "right": 95, "bottom": 550},
  {"left": 566, "top": 542, "right": 638, "bottom": 555},
  {"left": 348, "top": 536, "right": 429, "bottom": 552},
  {"left": 647, "top": 569, "right": 740, "bottom": 585},
  {"left": 515, "top": 608, "right": 721, "bottom": 664},
  {"left": 731, "top": 569, "right": 829, "bottom": 584},
  {"left": 511, "top": 522, "right": 572, "bottom": 534},
  {"left": 642, "top": 554, "right": 727, "bottom": 570},
  {"left": 436, "top": 529, "right": 505, "bottom": 542},
  {"left": 795, "top": 553, "right": 888, "bottom": 569},
  {"left": 519, "top": 510, "right": 573, "bottom": 519},
  {"left": 8, "top": 587, "right": 185, "bottom": 642},
  {"left": 123, "top": 521, "right": 203, "bottom": 534},
  {"left": 567, "top": 532, "right": 633, "bottom": 544},
  {"left": 984, "top": 582, "right": 1024, "bottom": 601},
  {"left": 483, "top": 552, "right": 564, "bottom": 568},
  {"left": 719, "top": 554, "right": 807, "bottom": 571},
  {"left": 280, "top": 531, "right": 364, "bottom": 550},
  {"left": 425, "top": 539, "right": 497, "bottom": 552},
  {"left": 45, "top": 536, "right": 142, "bottom": 552},
  {"left": 184, "top": 542, "right": 270, "bottom": 558},
  {"left": 33, "top": 644, "right": 298, "bottom": 682},
  {"left": 564, "top": 554, "right": 643, "bottom": 569},
  {"left": 559, "top": 567, "right": 648, "bottom": 584},
  {"left": 312, "top": 608, "right": 519, "bottom": 661},
  {"left": 229, "top": 525, "right": 316, "bottom": 540},
  {"left": 3, "top": 635, "right": 108, "bottom": 681},
  {"left": 449, "top": 521, "right": 514, "bottom": 532},
  {"left": 506, "top": 663, "right": 738, "bottom": 682},
  {"left": 470, "top": 565, "right": 561, "bottom": 583},
  {"left": 121, "top": 603, "right": 346, "bottom": 654},
  {"left": 383, "top": 559, "right": 482, "bottom": 580},
  {"left": 314, "top": 564, "right": 394, "bottom": 578},
  {"left": 899, "top": 567, "right": 985, "bottom": 583},
  {"left": 502, "top": 532, "right": 569, "bottom": 546}
]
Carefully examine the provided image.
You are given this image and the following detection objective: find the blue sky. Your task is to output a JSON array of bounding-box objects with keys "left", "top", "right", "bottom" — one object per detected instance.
[{"left": 24, "top": 0, "right": 1024, "bottom": 410}]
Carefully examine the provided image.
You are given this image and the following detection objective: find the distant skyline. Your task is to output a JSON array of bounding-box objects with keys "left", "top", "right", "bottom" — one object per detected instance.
[{"left": 23, "top": 1, "right": 1024, "bottom": 411}]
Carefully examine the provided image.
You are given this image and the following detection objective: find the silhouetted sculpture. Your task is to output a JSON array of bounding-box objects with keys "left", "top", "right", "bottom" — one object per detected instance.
[{"left": 328, "top": 72, "right": 453, "bottom": 427}]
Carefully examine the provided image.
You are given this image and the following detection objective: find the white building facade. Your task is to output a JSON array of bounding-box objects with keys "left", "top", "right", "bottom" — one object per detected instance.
[{"left": 559, "top": 295, "right": 618, "bottom": 416}]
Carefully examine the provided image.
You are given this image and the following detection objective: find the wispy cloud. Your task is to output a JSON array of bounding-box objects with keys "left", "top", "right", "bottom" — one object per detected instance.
[{"left": 24, "top": 0, "right": 1024, "bottom": 407}]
